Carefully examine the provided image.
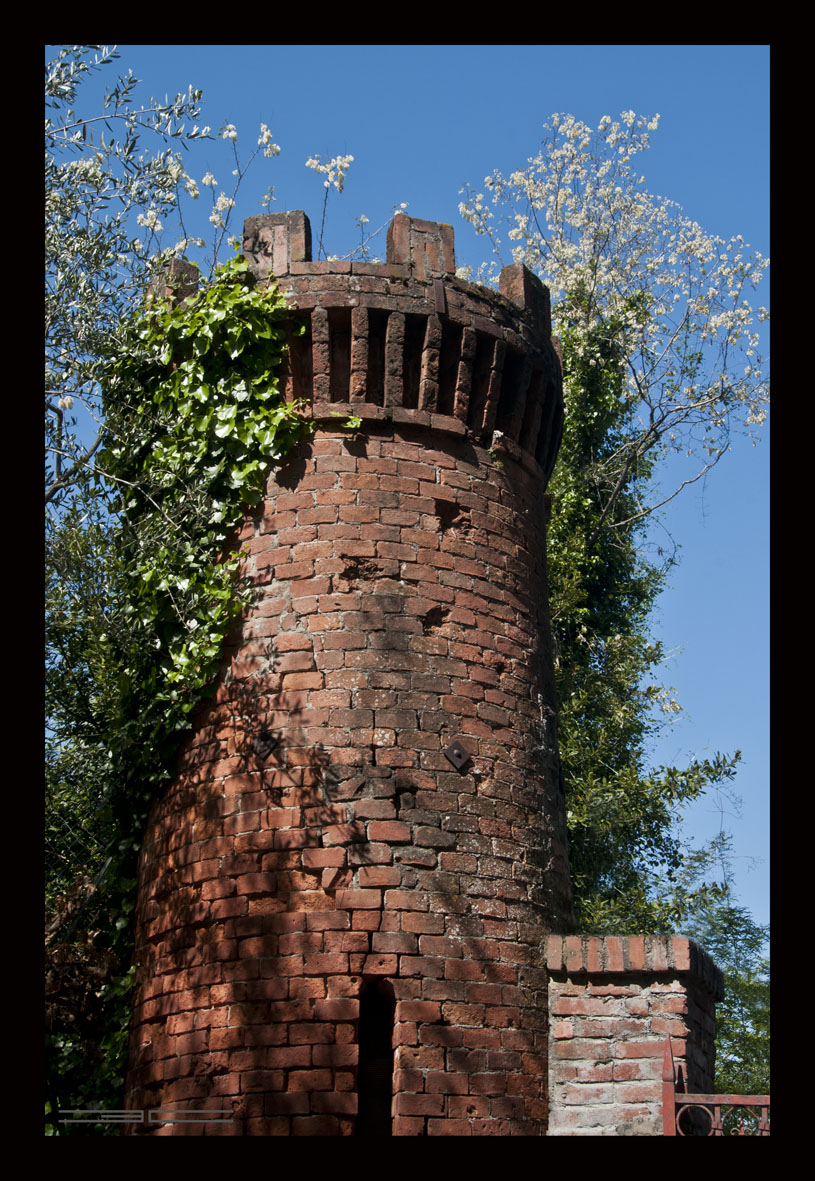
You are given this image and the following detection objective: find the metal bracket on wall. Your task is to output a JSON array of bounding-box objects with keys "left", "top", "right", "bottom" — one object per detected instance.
[
  {"left": 443, "top": 740, "right": 471, "bottom": 771},
  {"left": 251, "top": 730, "right": 280, "bottom": 761}
]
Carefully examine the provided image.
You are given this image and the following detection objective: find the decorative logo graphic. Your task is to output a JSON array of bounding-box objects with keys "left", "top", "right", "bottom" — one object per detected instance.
[{"left": 58, "top": 1108, "right": 234, "bottom": 1125}]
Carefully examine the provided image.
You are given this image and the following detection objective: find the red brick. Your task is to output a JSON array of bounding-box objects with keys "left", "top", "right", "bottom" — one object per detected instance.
[
  {"left": 605, "top": 937, "right": 625, "bottom": 971},
  {"left": 649, "top": 935, "right": 670, "bottom": 971},
  {"left": 616, "top": 1040, "right": 666, "bottom": 1058},
  {"left": 303, "top": 952, "right": 348, "bottom": 974},
  {"left": 277, "top": 932, "right": 323, "bottom": 955},
  {"left": 289, "top": 1023, "right": 336, "bottom": 1045},
  {"left": 628, "top": 935, "right": 646, "bottom": 970},
  {"left": 362, "top": 953, "right": 398, "bottom": 975},
  {"left": 278, "top": 657, "right": 326, "bottom": 684},
  {"left": 394, "top": 1093, "right": 445, "bottom": 1117},
  {"left": 469, "top": 1073, "right": 508, "bottom": 1095},
  {"left": 301, "top": 848, "right": 346, "bottom": 869},
  {"left": 397, "top": 1001, "right": 442, "bottom": 1023},
  {"left": 671, "top": 935, "right": 691, "bottom": 971},
  {"left": 427, "top": 1118, "right": 472, "bottom": 1135},
  {"left": 584, "top": 936, "right": 604, "bottom": 973},
  {"left": 391, "top": 1116, "right": 426, "bottom": 1136},
  {"left": 334, "top": 889, "right": 382, "bottom": 910},
  {"left": 357, "top": 866, "right": 401, "bottom": 887},
  {"left": 367, "top": 820, "right": 411, "bottom": 842},
  {"left": 287, "top": 1069, "right": 333, "bottom": 1091}
]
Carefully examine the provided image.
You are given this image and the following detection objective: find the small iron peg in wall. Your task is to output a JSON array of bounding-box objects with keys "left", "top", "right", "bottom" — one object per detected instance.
[
  {"left": 252, "top": 730, "right": 280, "bottom": 760},
  {"left": 443, "top": 740, "right": 471, "bottom": 771}
]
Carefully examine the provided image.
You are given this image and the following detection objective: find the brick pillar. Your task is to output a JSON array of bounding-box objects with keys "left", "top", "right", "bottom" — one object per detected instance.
[
  {"left": 544, "top": 935, "right": 723, "bottom": 1136},
  {"left": 147, "top": 257, "right": 200, "bottom": 307},
  {"left": 244, "top": 210, "right": 312, "bottom": 281},
  {"left": 386, "top": 213, "right": 455, "bottom": 282}
]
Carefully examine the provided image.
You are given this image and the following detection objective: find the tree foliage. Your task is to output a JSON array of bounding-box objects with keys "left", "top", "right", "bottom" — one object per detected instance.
[
  {"left": 45, "top": 250, "right": 309, "bottom": 1130},
  {"left": 44, "top": 47, "right": 212, "bottom": 1128},
  {"left": 460, "top": 110, "right": 769, "bottom": 533},
  {"left": 460, "top": 111, "right": 768, "bottom": 932},
  {"left": 674, "top": 834, "right": 770, "bottom": 1095},
  {"left": 548, "top": 302, "right": 743, "bottom": 930},
  {"left": 45, "top": 63, "right": 769, "bottom": 1129},
  {"left": 46, "top": 500, "right": 128, "bottom": 1131},
  {"left": 461, "top": 113, "right": 770, "bottom": 1083},
  {"left": 45, "top": 44, "right": 213, "bottom": 512}
]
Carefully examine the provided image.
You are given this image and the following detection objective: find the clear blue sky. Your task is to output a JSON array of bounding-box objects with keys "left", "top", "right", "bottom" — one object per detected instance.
[{"left": 73, "top": 44, "right": 770, "bottom": 928}]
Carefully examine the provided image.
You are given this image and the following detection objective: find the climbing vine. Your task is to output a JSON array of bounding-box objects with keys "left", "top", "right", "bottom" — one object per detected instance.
[
  {"left": 102, "top": 250, "right": 310, "bottom": 816},
  {"left": 46, "top": 252, "right": 312, "bottom": 1130},
  {"left": 99, "top": 252, "right": 311, "bottom": 836}
]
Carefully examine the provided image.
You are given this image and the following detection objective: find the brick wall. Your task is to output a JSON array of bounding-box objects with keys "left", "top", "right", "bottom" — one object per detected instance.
[
  {"left": 123, "top": 213, "right": 574, "bottom": 1135},
  {"left": 544, "top": 935, "right": 723, "bottom": 1136}
]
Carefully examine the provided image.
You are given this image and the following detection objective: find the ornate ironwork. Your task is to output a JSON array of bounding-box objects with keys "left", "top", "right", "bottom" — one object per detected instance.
[{"left": 662, "top": 1036, "right": 770, "bottom": 1136}]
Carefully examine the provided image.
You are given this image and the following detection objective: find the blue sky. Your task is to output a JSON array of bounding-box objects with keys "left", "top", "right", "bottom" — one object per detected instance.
[{"left": 68, "top": 44, "right": 770, "bottom": 928}]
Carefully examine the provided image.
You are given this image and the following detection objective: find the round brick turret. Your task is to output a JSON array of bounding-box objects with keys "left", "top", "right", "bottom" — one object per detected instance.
[{"left": 124, "top": 212, "right": 575, "bottom": 1136}]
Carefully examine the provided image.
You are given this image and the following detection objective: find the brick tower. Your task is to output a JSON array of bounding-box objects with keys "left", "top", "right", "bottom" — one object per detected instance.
[{"left": 124, "top": 211, "right": 575, "bottom": 1135}]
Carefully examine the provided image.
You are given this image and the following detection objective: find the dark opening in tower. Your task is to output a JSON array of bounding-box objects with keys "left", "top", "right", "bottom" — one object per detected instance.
[
  {"left": 329, "top": 307, "right": 352, "bottom": 402},
  {"left": 438, "top": 321, "right": 463, "bottom": 416},
  {"left": 366, "top": 309, "right": 388, "bottom": 406},
  {"left": 495, "top": 345, "right": 526, "bottom": 438},
  {"left": 467, "top": 331, "right": 496, "bottom": 434},
  {"left": 285, "top": 313, "right": 312, "bottom": 402},
  {"left": 402, "top": 314, "right": 426, "bottom": 409},
  {"left": 356, "top": 979, "right": 396, "bottom": 1136}
]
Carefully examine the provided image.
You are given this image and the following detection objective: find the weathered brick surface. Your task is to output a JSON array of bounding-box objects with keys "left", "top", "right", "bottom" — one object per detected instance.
[
  {"left": 124, "top": 211, "right": 573, "bottom": 1136},
  {"left": 544, "top": 936, "right": 723, "bottom": 1136}
]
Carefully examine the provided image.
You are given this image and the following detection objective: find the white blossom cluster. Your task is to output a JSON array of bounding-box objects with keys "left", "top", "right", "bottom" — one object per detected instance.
[
  {"left": 258, "top": 123, "right": 281, "bottom": 158},
  {"left": 209, "top": 191, "right": 235, "bottom": 228},
  {"left": 305, "top": 153, "right": 354, "bottom": 193},
  {"left": 137, "top": 209, "right": 162, "bottom": 232},
  {"left": 459, "top": 110, "right": 770, "bottom": 487}
]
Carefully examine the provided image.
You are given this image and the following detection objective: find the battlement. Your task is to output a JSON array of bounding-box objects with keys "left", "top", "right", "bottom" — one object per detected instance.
[{"left": 243, "top": 212, "right": 564, "bottom": 482}]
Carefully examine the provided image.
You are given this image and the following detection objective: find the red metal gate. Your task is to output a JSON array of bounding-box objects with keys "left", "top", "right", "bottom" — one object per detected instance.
[{"left": 662, "top": 1036, "right": 770, "bottom": 1135}]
